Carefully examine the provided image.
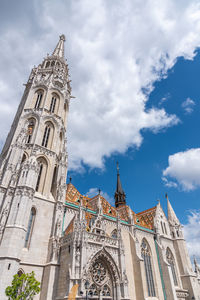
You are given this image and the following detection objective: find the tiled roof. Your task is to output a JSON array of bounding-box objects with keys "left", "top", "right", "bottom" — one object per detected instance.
[
  {"left": 65, "top": 183, "right": 156, "bottom": 232},
  {"left": 135, "top": 206, "right": 157, "bottom": 230}
]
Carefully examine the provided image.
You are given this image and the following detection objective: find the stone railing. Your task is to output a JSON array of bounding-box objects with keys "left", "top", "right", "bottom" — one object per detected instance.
[{"left": 86, "top": 232, "right": 118, "bottom": 247}]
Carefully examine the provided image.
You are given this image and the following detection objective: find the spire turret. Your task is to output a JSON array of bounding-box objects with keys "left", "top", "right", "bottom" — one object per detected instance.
[
  {"left": 52, "top": 34, "right": 66, "bottom": 59},
  {"left": 115, "top": 162, "right": 126, "bottom": 208},
  {"left": 166, "top": 194, "right": 180, "bottom": 225}
]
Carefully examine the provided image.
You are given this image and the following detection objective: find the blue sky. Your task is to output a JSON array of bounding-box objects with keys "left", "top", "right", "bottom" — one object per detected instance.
[
  {"left": 0, "top": 0, "right": 200, "bottom": 259},
  {"left": 68, "top": 51, "right": 200, "bottom": 221}
]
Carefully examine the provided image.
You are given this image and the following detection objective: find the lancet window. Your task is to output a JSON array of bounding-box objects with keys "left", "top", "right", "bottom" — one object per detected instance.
[
  {"left": 36, "top": 157, "right": 48, "bottom": 193},
  {"left": 34, "top": 91, "right": 43, "bottom": 109},
  {"left": 141, "top": 239, "right": 156, "bottom": 297},
  {"left": 42, "top": 125, "right": 51, "bottom": 147},
  {"left": 166, "top": 248, "right": 178, "bottom": 286},
  {"left": 111, "top": 229, "right": 117, "bottom": 239},
  {"left": 27, "top": 119, "right": 35, "bottom": 144},
  {"left": 51, "top": 166, "right": 57, "bottom": 197},
  {"left": 17, "top": 269, "right": 24, "bottom": 277},
  {"left": 50, "top": 96, "right": 57, "bottom": 113},
  {"left": 42, "top": 122, "right": 54, "bottom": 148},
  {"left": 24, "top": 207, "right": 36, "bottom": 249}
]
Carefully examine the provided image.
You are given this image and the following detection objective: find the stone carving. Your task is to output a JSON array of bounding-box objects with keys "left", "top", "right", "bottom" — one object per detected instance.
[{"left": 51, "top": 237, "right": 61, "bottom": 261}]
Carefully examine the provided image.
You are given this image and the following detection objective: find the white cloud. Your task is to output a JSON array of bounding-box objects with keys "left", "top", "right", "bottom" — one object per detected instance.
[
  {"left": 163, "top": 148, "right": 200, "bottom": 191},
  {"left": 182, "top": 97, "right": 195, "bottom": 114},
  {"left": 86, "top": 187, "right": 114, "bottom": 205},
  {"left": 1, "top": 1, "right": 200, "bottom": 169},
  {"left": 183, "top": 210, "right": 200, "bottom": 262},
  {"left": 162, "top": 176, "right": 178, "bottom": 188}
]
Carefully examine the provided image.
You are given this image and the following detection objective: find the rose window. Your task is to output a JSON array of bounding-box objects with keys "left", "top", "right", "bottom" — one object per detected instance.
[{"left": 92, "top": 261, "right": 107, "bottom": 285}]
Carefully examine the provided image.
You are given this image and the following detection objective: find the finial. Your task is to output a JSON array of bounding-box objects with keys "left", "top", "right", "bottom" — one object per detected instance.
[
  {"left": 165, "top": 193, "right": 168, "bottom": 200},
  {"left": 69, "top": 176, "right": 72, "bottom": 183},
  {"left": 98, "top": 188, "right": 101, "bottom": 195},
  {"left": 60, "top": 34, "right": 66, "bottom": 41},
  {"left": 117, "top": 161, "right": 119, "bottom": 174}
]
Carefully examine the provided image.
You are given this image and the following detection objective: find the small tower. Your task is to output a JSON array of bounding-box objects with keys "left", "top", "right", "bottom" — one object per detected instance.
[
  {"left": 0, "top": 35, "right": 71, "bottom": 299},
  {"left": 167, "top": 194, "right": 182, "bottom": 239},
  {"left": 166, "top": 194, "right": 200, "bottom": 298},
  {"left": 115, "top": 162, "right": 126, "bottom": 208}
]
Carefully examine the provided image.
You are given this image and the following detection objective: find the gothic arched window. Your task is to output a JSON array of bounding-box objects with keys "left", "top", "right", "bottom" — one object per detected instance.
[
  {"left": 42, "top": 122, "right": 54, "bottom": 148},
  {"left": 24, "top": 207, "right": 36, "bottom": 248},
  {"left": 50, "top": 93, "right": 59, "bottom": 114},
  {"left": 50, "top": 96, "right": 57, "bottom": 113},
  {"left": 163, "top": 223, "right": 167, "bottom": 235},
  {"left": 141, "top": 239, "right": 156, "bottom": 297},
  {"left": 36, "top": 157, "right": 48, "bottom": 193},
  {"left": 161, "top": 222, "right": 164, "bottom": 234},
  {"left": 111, "top": 229, "right": 117, "bottom": 239},
  {"left": 21, "top": 153, "right": 27, "bottom": 163},
  {"left": 34, "top": 90, "right": 43, "bottom": 109},
  {"left": 51, "top": 166, "right": 57, "bottom": 197},
  {"left": 45, "top": 61, "right": 50, "bottom": 68},
  {"left": 166, "top": 248, "right": 178, "bottom": 286},
  {"left": 27, "top": 119, "right": 35, "bottom": 144},
  {"left": 17, "top": 269, "right": 24, "bottom": 277}
]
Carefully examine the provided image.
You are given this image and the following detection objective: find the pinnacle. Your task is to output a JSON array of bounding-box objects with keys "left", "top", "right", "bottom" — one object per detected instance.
[
  {"left": 167, "top": 196, "right": 180, "bottom": 225},
  {"left": 52, "top": 34, "right": 66, "bottom": 59}
]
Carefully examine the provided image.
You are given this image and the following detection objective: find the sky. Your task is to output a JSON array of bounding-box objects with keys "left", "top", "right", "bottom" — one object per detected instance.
[{"left": 0, "top": 0, "right": 200, "bottom": 261}]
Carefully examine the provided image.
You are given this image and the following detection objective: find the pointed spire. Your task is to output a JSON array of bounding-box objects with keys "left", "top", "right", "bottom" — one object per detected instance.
[
  {"left": 166, "top": 194, "right": 180, "bottom": 225},
  {"left": 115, "top": 162, "right": 126, "bottom": 208},
  {"left": 52, "top": 34, "right": 66, "bottom": 59}
]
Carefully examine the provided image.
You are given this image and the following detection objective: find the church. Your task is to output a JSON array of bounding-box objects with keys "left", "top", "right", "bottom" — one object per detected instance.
[{"left": 0, "top": 35, "right": 200, "bottom": 300}]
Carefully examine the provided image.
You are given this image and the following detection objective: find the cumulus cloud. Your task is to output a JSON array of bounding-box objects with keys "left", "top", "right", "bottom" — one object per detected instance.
[
  {"left": 86, "top": 187, "right": 114, "bottom": 205},
  {"left": 1, "top": 1, "right": 200, "bottom": 169},
  {"left": 183, "top": 210, "right": 200, "bottom": 262},
  {"left": 163, "top": 148, "right": 200, "bottom": 191},
  {"left": 182, "top": 97, "right": 195, "bottom": 114}
]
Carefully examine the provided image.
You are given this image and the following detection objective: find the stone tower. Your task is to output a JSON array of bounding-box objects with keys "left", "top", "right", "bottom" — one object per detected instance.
[{"left": 0, "top": 35, "right": 71, "bottom": 299}]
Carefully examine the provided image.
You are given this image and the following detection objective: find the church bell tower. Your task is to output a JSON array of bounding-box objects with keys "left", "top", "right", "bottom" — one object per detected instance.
[{"left": 0, "top": 35, "right": 71, "bottom": 299}]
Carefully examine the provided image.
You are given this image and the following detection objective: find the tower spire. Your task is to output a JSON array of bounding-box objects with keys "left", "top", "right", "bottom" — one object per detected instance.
[
  {"left": 52, "top": 34, "right": 66, "bottom": 59},
  {"left": 115, "top": 162, "right": 126, "bottom": 208}
]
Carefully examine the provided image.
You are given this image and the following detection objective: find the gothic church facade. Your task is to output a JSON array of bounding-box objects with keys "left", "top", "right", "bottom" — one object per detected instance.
[{"left": 0, "top": 36, "right": 200, "bottom": 300}]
